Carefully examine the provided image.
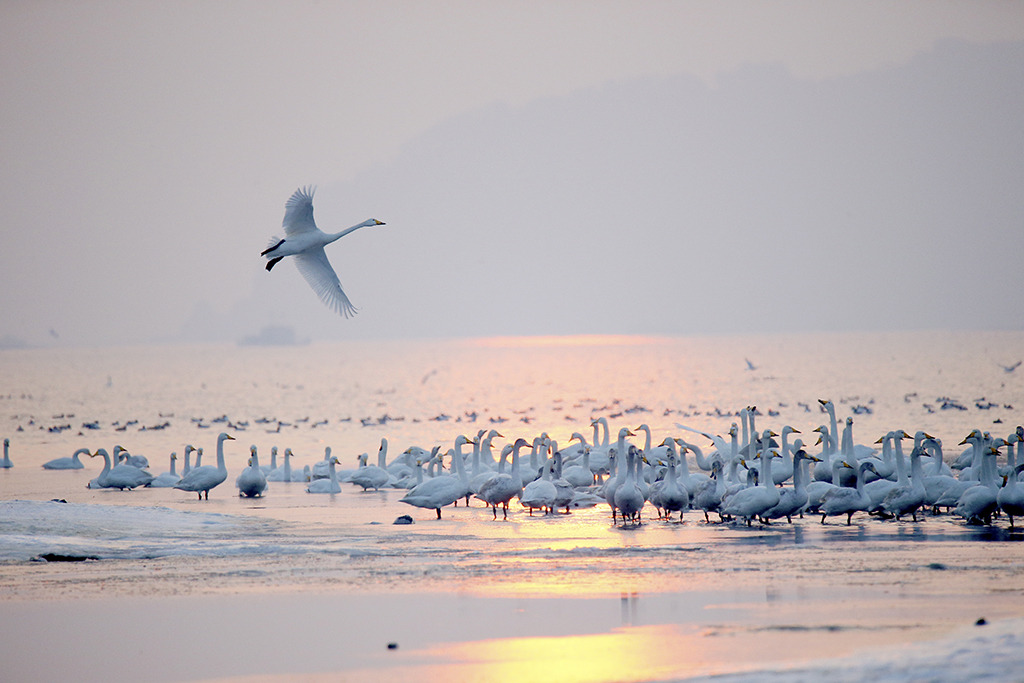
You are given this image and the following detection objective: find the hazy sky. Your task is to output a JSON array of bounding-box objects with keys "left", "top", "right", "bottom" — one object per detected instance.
[{"left": 2, "top": 1, "right": 1023, "bottom": 347}]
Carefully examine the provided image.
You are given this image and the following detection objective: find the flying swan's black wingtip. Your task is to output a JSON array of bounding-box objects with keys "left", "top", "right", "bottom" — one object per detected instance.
[{"left": 266, "top": 256, "right": 284, "bottom": 272}]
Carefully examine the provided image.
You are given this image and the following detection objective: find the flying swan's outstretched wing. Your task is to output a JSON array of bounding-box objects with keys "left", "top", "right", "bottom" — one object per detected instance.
[
  {"left": 282, "top": 186, "right": 317, "bottom": 236},
  {"left": 294, "top": 248, "right": 357, "bottom": 318}
]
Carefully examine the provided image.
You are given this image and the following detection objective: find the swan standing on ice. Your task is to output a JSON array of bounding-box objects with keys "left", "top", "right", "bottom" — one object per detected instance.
[
  {"left": 148, "top": 452, "right": 181, "bottom": 488},
  {"left": 43, "top": 448, "right": 89, "bottom": 470},
  {"left": 721, "top": 430, "right": 781, "bottom": 526},
  {"left": 820, "top": 460, "right": 878, "bottom": 525},
  {"left": 174, "top": 433, "right": 235, "bottom": 500},
  {"left": 261, "top": 186, "right": 385, "bottom": 317},
  {"left": 399, "top": 435, "right": 474, "bottom": 519},
  {"left": 1, "top": 438, "right": 12, "bottom": 468},
  {"left": 476, "top": 438, "right": 529, "bottom": 519},
  {"left": 236, "top": 445, "right": 268, "bottom": 498}
]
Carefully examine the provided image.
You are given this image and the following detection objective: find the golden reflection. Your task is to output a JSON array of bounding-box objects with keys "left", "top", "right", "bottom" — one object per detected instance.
[
  {"left": 469, "top": 334, "right": 669, "bottom": 348},
  {"left": 419, "top": 624, "right": 688, "bottom": 683}
]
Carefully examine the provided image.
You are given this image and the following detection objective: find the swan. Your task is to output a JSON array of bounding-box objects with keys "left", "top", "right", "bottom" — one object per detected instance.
[
  {"left": 119, "top": 448, "right": 150, "bottom": 470},
  {"left": 311, "top": 447, "right": 334, "bottom": 480},
  {"left": 997, "top": 463, "right": 1024, "bottom": 527},
  {"left": 954, "top": 445, "right": 1003, "bottom": 525},
  {"left": 261, "top": 186, "right": 385, "bottom": 317},
  {"left": 762, "top": 447, "right": 820, "bottom": 523},
  {"left": 865, "top": 431, "right": 908, "bottom": 512},
  {"left": 881, "top": 444, "right": 927, "bottom": 521},
  {"left": 400, "top": 435, "right": 473, "bottom": 519},
  {"left": 259, "top": 446, "right": 278, "bottom": 475},
  {"left": 43, "top": 447, "right": 89, "bottom": 470},
  {"left": 305, "top": 455, "right": 342, "bottom": 493},
  {"left": 603, "top": 428, "right": 634, "bottom": 522},
  {"left": 673, "top": 439, "right": 712, "bottom": 493},
  {"left": 648, "top": 439, "right": 688, "bottom": 522},
  {"left": 181, "top": 445, "right": 194, "bottom": 476},
  {"left": 521, "top": 448, "right": 558, "bottom": 516},
  {"left": 266, "top": 447, "right": 305, "bottom": 482},
  {"left": 477, "top": 439, "right": 529, "bottom": 519},
  {"left": 613, "top": 446, "right": 646, "bottom": 525},
  {"left": 236, "top": 445, "right": 268, "bottom": 498},
  {"left": 0, "top": 438, "right": 10, "bottom": 468},
  {"left": 88, "top": 448, "right": 154, "bottom": 489},
  {"left": 174, "top": 433, "right": 235, "bottom": 499},
  {"left": 586, "top": 417, "right": 613, "bottom": 477},
  {"left": 934, "top": 432, "right": 989, "bottom": 509},
  {"left": 820, "top": 460, "right": 878, "bottom": 525},
  {"left": 561, "top": 444, "right": 595, "bottom": 488},
  {"left": 148, "top": 452, "right": 181, "bottom": 487},
  {"left": 804, "top": 457, "right": 848, "bottom": 514},
  {"left": 692, "top": 459, "right": 726, "bottom": 522},
  {"left": 721, "top": 430, "right": 780, "bottom": 526},
  {"left": 349, "top": 438, "right": 391, "bottom": 491},
  {"left": 550, "top": 446, "right": 576, "bottom": 513}
]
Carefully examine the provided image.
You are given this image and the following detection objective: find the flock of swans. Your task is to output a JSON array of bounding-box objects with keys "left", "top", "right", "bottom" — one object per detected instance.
[{"left": 7, "top": 398, "right": 1024, "bottom": 529}]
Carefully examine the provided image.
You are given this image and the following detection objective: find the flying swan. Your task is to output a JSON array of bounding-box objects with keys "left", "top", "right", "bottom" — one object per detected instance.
[{"left": 261, "top": 186, "right": 385, "bottom": 317}]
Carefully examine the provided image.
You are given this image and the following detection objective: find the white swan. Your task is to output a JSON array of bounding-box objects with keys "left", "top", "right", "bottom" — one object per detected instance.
[
  {"left": 613, "top": 446, "right": 646, "bottom": 525},
  {"left": 820, "top": 460, "right": 878, "bottom": 525},
  {"left": 174, "top": 433, "right": 235, "bottom": 499},
  {"left": 762, "top": 447, "right": 820, "bottom": 523},
  {"left": 0, "top": 438, "right": 10, "bottom": 468},
  {"left": 954, "top": 445, "right": 1003, "bottom": 525},
  {"left": 311, "top": 447, "right": 334, "bottom": 480},
  {"left": 88, "top": 448, "right": 154, "bottom": 490},
  {"left": 266, "top": 447, "right": 306, "bottom": 482},
  {"left": 349, "top": 438, "right": 391, "bottom": 491},
  {"left": 880, "top": 444, "right": 927, "bottom": 521},
  {"left": 648, "top": 439, "right": 688, "bottom": 522},
  {"left": 236, "top": 445, "right": 268, "bottom": 498},
  {"left": 43, "top": 447, "right": 89, "bottom": 470},
  {"left": 305, "top": 455, "right": 342, "bottom": 493},
  {"left": 261, "top": 186, "right": 385, "bottom": 317},
  {"left": 260, "top": 446, "right": 278, "bottom": 475},
  {"left": 399, "top": 435, "right": 473, "bottom": 519},
  {"left": 521, "top": 447, "right": 558, "bottom": 516},
  {"left": 181, "top": 445, "right": 194, "bottom": 476},
  {"left": 721, "top": 430, "right": 780, "bottom": 526},
  {"left": 148, "top": 452, "right": 181, "bottom": 487},
  {"left": 692, "top": 459, "right": 726, "bottom": 523},
  {"left": 997, "top": 463, "right": 1024, "bottom": 527},
  {"left": 477, "top": 438, "right": 529, "bottom": 519}
]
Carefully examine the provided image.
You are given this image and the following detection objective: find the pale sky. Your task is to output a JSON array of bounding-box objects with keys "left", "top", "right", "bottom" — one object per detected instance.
[{"left": 2, "top": 1, "right": 1023, "bottom": 346}]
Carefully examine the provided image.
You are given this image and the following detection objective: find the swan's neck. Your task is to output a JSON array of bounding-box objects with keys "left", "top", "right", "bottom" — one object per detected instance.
[
  {"left": 326, "top": 221, "right": 371, "bottom": 244},
  {"left": 893, "top": 437, "right": 907, "bottom": 483}
]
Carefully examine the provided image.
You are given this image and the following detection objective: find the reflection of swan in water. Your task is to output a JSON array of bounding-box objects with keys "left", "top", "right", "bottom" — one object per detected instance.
[
  {"left": 400, "top": 435, "right": 473, "bottom": 519},
  {"left": 305, "top": 455, "right": 341, "bottom": 493},
  {"left": 43, "top": 448, "right": 89, "bottom": 470},
  {"left": 236, "top": 446, "right": 268, "bottom": 498},
  {"left": 820, "top": 460, "right": 877, "bottom": 525},
  {"left": 174, "top": 433, "right": 235, "bottom": 500},
  {"left": 148, "top": 452, "right": 181, "bottom": 487}
]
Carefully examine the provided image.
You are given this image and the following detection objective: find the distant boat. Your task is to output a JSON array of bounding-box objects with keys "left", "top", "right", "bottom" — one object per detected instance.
[{"left": 238, "top": 325, "right": 310, "bottom": 347}]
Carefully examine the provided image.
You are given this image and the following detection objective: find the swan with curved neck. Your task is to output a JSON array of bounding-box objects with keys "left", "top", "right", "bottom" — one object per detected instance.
[
  {"left": 43, "top": 447, "right": 89, "bottom": 470},
  {"left": 174, "top": 433, "right": 235, "bottom": 499}
]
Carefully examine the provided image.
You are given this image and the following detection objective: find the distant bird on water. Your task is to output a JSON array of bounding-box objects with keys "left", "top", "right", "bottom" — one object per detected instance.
[
  {"left": 1000, "top": 360, "right": 1021, "bottom": 373},
  {"left": 261, "top": 186, "right": 385, "bottom": 317}
]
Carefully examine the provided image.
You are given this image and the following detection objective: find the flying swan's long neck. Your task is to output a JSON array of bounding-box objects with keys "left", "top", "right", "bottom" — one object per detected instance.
[{"left": 327, "top": 220, "right": 375, "bottom": 245}]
